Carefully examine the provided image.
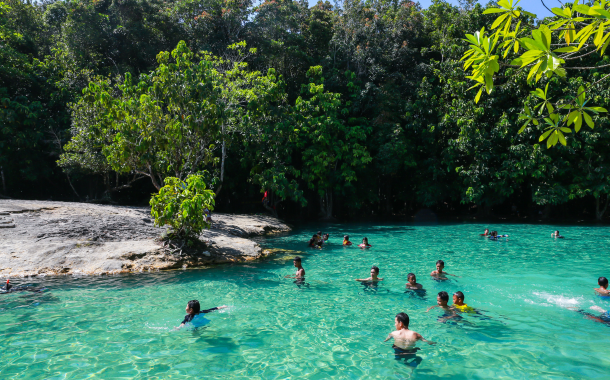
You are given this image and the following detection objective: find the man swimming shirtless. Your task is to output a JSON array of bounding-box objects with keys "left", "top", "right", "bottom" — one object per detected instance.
[
  {"left": 355, "top": 266, "right": 383, "bottom": 282},
  {"left": 293, "top": 257, "right": 305, "bottom": 278},
  {"left": 384, "top": 312, "right": 435, "bottom": 354}
]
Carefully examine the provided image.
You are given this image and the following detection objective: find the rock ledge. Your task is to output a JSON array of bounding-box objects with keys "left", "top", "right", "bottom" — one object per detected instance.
[{"left": 0, "top": 200, "right": 291, "bottom": 277}]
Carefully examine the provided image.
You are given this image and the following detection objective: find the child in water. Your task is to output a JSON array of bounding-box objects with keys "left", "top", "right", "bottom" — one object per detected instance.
[
  {"left": 426, "top": 291, "right": 453, "bottom": 313},
  {"left": 355, "top": 266, "right": 383, "bottom": 282},
  {"left": 323, "top": 233, "right": 329, "bottom": 242},
  {"left": 430, "top": 260, "right": 456, "bottom": 280},
  {"left": 359, "top": 237, "right": 372, "bottom": 249},
  {"left": 595, "top": 277, "right": 609, "bottom": 296},
  {"left": 452, "top": 291, "right": 474, "bottom": 312},
  {"left": 405, "top": 273, "right": 424, "bottom": 290},
  {"left": 384, "top": 312, "right": 435, "bottom": 357},
  {"left": 480, "top": 228, "right": 490, "bottom": 236},
  {"left": 551, "top": 230, "right": 564, "bottom": 238},
  {"left": 343, "top": 235, "right": 352, "bottom": 246},
  {"left": 176, "top": 300, "right": 226, "bottom": 329}
]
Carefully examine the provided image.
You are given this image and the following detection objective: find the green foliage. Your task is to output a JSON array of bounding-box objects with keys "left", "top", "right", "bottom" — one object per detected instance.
[
  {"left": 461, "top": 0, "right": 610, "bottom": 146},
  {"left": 150, "top": 175, "right": 215, "bottom": 239}
]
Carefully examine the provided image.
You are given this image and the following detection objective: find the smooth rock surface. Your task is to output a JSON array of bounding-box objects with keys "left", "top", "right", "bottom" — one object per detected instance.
[{"left": 0, "top": 200, "right": 291, "bottom": 277}]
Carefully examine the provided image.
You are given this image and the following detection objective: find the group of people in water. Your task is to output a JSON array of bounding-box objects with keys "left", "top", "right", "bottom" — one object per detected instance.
[{"left": 308, "top": 231, "right": 372, "bottom": 248}]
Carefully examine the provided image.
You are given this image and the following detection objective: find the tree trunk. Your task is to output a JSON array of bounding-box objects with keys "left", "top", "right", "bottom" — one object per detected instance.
[
  {"left": 595, "top": 195, "right": 609, "bottom": 221},
  {"left": 216, "top": 137, "right": 227, "bottom": 196},
  {"left": 320, "top": 190, "right": 333, "bottom": 219},
  {"left": 0, "top": 166, "right": 6, "bottom": 195}
]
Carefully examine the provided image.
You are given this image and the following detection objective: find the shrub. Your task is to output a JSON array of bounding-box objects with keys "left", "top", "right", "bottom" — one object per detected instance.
[{"left": 150, "top": 175, "right": 215, "bottom": 239}]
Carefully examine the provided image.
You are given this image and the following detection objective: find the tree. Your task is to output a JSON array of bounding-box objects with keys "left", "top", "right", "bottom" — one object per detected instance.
[
  {"left": 461, "top": 0, "right": 610, "bottom": 147},
  {"left": 294, "top": 67, "right": 371, "bottom": 219},
  {"left": 150, "top": 174, "right": 215, "bottom": 240}
]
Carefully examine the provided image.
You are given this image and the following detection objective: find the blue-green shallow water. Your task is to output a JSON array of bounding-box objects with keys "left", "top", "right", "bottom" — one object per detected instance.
[{"left": 1, "top": 223, "right": 610, "bottom": 379}]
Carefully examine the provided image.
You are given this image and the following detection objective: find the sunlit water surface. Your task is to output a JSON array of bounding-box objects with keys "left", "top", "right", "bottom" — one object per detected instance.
[{"left": 1, "top": 223, "right": 609, "bottom": 379}]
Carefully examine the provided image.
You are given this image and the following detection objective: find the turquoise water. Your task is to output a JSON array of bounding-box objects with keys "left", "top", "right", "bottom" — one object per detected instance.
[{"left": 1, "top": 223, "right": 610, "bottom": 379}]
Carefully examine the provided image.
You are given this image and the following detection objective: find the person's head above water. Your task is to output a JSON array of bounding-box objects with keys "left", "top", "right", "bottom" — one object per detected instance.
[
  {"left": 344, "top": 235, "right": 349, "bottom": 240},
  {"left": 484, "top": 228, "right": 489, "bottom": 233},
  {"left": 186, "top": 300, "right": 201, "bottom": 314},
  {"left": 293, "top": 256, "right": 302, "bottom": 267},
  {"left": 491, "top": 231, "right": 498, "bottom": 237},
  {"left": 435, "top": 260, "right": 445, "bottom": 271},
  {"left": 317, "top": 231, "right": 322, "bottom": 237},
  {"left": 362, "top": 237, "right": 369, "bottom": 244},
  {"left": 395, "top": 312, "right": 410, "bottom": 329},
  {"left": 453, "top": 291, "right": 465, "bottom": 303},
  {"left": 407, "top": 273, "right": 416, "bottom": 282},
  {"left": 437, "top": 291, "right": 449, "bottom": 305},
  {"left": 371, "top": 266, "right": 380, "bottom": 275},
  {"left": 599, "top": 277, "right": 609, "bottom": 288}
]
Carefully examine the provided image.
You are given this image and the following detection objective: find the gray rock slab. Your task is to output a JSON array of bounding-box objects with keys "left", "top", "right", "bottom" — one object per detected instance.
[{"left": 0, "top": 200, "right": 291, "bottom": 277}]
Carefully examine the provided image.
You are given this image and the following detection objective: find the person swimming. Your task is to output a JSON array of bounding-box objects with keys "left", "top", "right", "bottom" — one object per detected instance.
[
  {"left": 551, "top": 230, "right": 564, "bottom": 238},
  {"left": 430, "top": 260, "right": 457, "bottom": 280},
  {"left": 426, "top": 291, "right": 452, "bottom": 313},
  {"left": 356, "top": 266, "right": 383, "bottom": 282},
  {"left": 452, "top": 291, "right": 474, "bottom": 312},
  {"left": 308, "top": 234, "right": 322, "bottom": 248},
  {"left": 488, "top": 231, "right": 508, "bottom": 240},
  {"left": 405, "top": 273, "right": 424, "bottom": 290},
  {"left": 323, "top": 233, "right": 329, "bottom": 242},
  {"left": 359, "top": 237, "right": 372, "bottom": 249},
  {"left": 175, "top": 300, "right": 227, "bottom": 329},
  {"left": 574, "top": 305, "right": 610, "bottom": 326},
  {"left": 343, "top": 235, "right": 352, "bottom": 246},
  {"left": 384, "top": 312, "right": 434, "bottom": 365},
  {"left": 480, "top": 228, "right": 490, "bottom": 236},
  {"left": 595, "top": 277, "right": 610, "bottom": 296},
  {"left": 426, "top": 291, "right": 458, "bottom": 321},
  {"left": 0, "top": 279, "right": 46, "bottom": 294}
]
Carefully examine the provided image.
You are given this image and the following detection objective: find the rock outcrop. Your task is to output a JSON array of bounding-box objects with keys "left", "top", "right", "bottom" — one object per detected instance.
[{"left": 0, "top": 200, "right": 291, "bottom": 277}]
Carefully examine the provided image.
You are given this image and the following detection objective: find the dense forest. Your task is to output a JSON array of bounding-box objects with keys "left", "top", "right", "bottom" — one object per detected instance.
[{"left": 2, "top": 0, "right": 610, "bottom": 221}]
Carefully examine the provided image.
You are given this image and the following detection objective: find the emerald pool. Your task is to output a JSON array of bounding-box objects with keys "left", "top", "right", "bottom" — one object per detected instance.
[{"left": 1, "top": 223, "right": 609, "bottom": 379}]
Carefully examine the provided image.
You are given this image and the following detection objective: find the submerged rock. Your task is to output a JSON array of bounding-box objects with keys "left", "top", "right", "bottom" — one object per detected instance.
[{"left": 0, "top": 200, "right": 291, "bottom": 277}]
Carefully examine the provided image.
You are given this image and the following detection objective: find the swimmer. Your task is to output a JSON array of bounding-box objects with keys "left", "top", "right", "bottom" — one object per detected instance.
[
  {"left": 551, "top": 230, "right": 564, "bottom": 238},
  {"left": 323, "top": 233, "right": 329, "bottom": 242},
  {"left": 595, "top": 277, "right": 610, "bottom": 296},
  {"left": 0, "top": 279, "right": 46, "bottom": 294},
  {"left": 286, "top": 256, "right": 305, "bottom": 278},
  {"left": 574, "top": 305, "right": 610, "bottom": 325},
  {"left": 430, "top": 260, "right": 457, "bottom": 280},
  {"left": 384, "top": 312, "right": 435, "bottom": 349},
  {"left": 356, "top": 266, "right": 383, "bottom": 282},
  {"left": 488, "top": 231, "right": 508, "bottom": 240},
  {"left": 175, "top": 300, "right": 227, "bottom": 330},
  {"left": 359, "top": 237, "right": 372, "bottom": 249},
  {"left": 480, "top": 228, "right": 490, "bottom": 236},
  {"left": 308, "top": 234, "right": 322, "bottom": 248},
  {"left": 452, "top": 291, "right": 474, "bottom": 312},
  {"left": 426, "top": 291, "right": 452, "bottom": 313},
  {"left": 343, "top": 235, "right": 352, "bottom": 246},
  {"left": 405, "top": 273, "right": 423, "bottom": 290}
]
